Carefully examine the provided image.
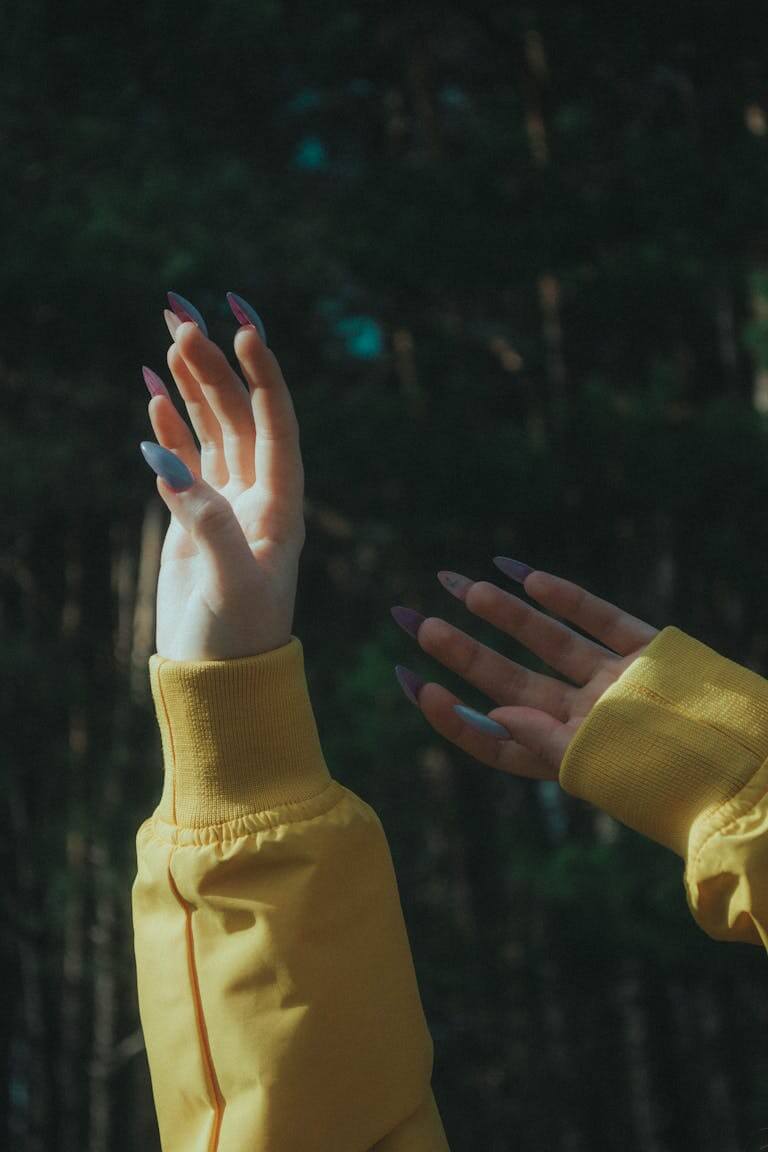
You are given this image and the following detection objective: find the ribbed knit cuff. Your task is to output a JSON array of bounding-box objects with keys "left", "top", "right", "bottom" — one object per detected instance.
[
  {"left": 148, "top": 635, "right": 332, "bottom": 827},
  {"left": 558, "top": 625, "right": 768, "bottom": 859}
]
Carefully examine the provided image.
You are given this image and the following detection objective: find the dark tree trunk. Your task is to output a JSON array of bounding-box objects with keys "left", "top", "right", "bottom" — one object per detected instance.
[
  {"left": 615, "top": 958, "right": 666, "bottom": 1152},
  {"left": 58, "top": 534, "right": 88, "bottom": 1152}
]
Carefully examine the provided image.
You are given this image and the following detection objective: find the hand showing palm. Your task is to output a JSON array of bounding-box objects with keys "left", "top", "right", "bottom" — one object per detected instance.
[
  {"left": 403, "top": 570, "right": 659, "bottom": 781},
  {"left": 143, "top": 312, "right": 305, "bottom": 663}
]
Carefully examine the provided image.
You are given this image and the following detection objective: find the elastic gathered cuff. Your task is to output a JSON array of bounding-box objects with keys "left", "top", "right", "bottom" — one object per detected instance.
[
  {"left": 558, "top": 625, "right": 768, "bottom": 859},
  {"left": 148, "top": 636, "right": 332, "bottom": 827}
]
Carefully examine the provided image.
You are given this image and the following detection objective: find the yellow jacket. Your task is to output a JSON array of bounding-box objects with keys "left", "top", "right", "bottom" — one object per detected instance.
[{"left": 132, "top": 624, "right": 768, "bottom": 1151}]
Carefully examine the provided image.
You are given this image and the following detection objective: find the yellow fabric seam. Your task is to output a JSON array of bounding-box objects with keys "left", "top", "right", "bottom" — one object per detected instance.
[
  {"left": 146, "top": 782, "right": 347, "bottom": 845},
  {"left": 627, "top": 681, "right": 765, "bottom": 761},
  {"left": 154, "top": 657, "right": 177, "bottom": 824},
  {"left": 167, "top": 849, "right": 225, "bottom": 1151}
]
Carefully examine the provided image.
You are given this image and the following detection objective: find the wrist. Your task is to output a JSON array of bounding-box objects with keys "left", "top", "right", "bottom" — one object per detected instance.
[
  {"left": 148, "top": 637, "right": 333, "bottom": 827},
  {"left": 559, "top": 626, "right": 768, "bottom": 858}
]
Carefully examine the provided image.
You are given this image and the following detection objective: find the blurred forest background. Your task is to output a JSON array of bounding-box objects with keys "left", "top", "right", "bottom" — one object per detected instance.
[{"left": 3, "top": 1, "right": 768, "bottom": 1149}]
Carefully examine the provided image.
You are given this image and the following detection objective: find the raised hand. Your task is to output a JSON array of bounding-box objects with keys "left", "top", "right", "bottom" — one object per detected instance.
[
  {"left": 139, "top": 292, "right": 306, "bottom": 662},
  {"left": 392, "top": 568, "right": 660, "bottom": 780}
]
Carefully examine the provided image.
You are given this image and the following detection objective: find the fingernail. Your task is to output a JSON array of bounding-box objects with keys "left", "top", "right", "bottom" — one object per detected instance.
[
  {"left": 493, "top": 556, "right": 533, "bottom": 584},
  {"left": 226, "top": 291, "right": 268, "bottom": 345},
  {"left": 166, "top": 291, "right": 209, "bottom": 338},
  {"left": 142, "top": 366, "right": 170, "bottom": 399},
  {"left": 390, "top": 605, "right": 426, "bottom": 639},
  {"left": 164, "top": 309, "right": 182, "bottom": 340},
  {"left": 395, "top": 665, "right": 427, "bottom": 707},
  {"left": 140, "top": 441, "right": 195, "bottom": 492},
  {"left": 437, "top": 570, "right": 473, "bottom": 601},
  {"left": 453, "top": 705, "right": 511, "bottom": 740}
]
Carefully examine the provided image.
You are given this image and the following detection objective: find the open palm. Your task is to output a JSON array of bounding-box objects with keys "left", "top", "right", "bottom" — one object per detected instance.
[
  {"left": 145, "top": 317, "right": 305, "bottom": 663},
  {"left": 406, "top": 569, "right": 660, "bottom": 781}
]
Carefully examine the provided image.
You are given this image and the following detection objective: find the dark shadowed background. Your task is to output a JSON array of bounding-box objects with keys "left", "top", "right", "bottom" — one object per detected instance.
[{"left": 3, "top": 2, "right": 768, "bottom": 1149}]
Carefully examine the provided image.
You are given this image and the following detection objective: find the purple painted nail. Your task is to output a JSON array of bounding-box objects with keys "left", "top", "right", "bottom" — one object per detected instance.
[
  {"left": 493, "top": 556, "right": 533, "bottom": 584},
  {"left": 166, "top": 291, "right": 208, "bottom": 338},
  {"left": 164, "top": 309, "right": 182, "bottom": 340},
  {"left": 395, "top": 665, "right": 427, "bottom": 707},
  {"left": 391, "top": 605, "right": 426, "bottom": 639},
  {"left": 226, "top": 292, "right": 268, "bottom": 345},
  {"left": 142, "top": 366, "right": 170, "bottom": 398}
]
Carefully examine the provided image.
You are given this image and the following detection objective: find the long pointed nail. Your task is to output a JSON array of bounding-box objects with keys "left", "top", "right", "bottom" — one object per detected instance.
[
  {"left": 166, "top": 291, "right": 208, "bottom": 337},
  {"left": 139, "top": 441, "right": 195, "bottom": 492},
  {"left": 142, "top": 366, "right": 170, "bottom": 398},
  {"left": 395, "top": 665, "right": 426, "bottom": 707},
  {"left": 493, "top": 557, "right": 533, "bottom": 584},
  {"left": 391, "top": 606, "right": 425, "bottom": 638},
  {"left": 164, "top": 309, "right": 182, "bottom": 340},
  {"left": 226, "top": 291, "right": 268, "bottom": 345},
  {"left": 453, "top": 705, "right": 511, "bottom": 740},
  {"left": 437, "top": 570, "right": 473, "bottom": 601}
]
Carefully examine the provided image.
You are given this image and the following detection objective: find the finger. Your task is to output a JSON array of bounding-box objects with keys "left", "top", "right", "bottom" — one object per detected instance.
[
  {"left": 233, "top": 327, "right": 305, "bottom": 519},
  {"left": 166, "top": 342, "right": 229, "bottom": 489},
  {"left": 417, "top": 615, "right": 572, "bottom": 718},
  {"left": 485, "top": 704, "right": 578, "bottom": 776},
  {"left": 521, "top": 569, "right": 660, "bottom": 659},
  {"left": 150, "top": 467, "right": 254, "bottom": 594},
  {"left": 416, "top": 680, "right": 559, "bottom": 782},
  {"left": 173, "top": 322, "right": 256, "bottom": 486},
  {"left": 147, "top": 394, "right": 201, "bottom": 479},
  {"left": 463, "top": 579, "right": 629, "bottom": 687},
  {"left": 456, "top": 579, "right": 613, "bottom": 687}
]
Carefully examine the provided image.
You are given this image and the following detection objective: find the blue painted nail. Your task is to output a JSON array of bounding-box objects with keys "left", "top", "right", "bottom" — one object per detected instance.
[
  {"left": 166, "top": 291, "right": 209, "bottom": 338},
  {"left": 226, "top": 291, "right": 268, "bottom": 345},
  {"left": 140, "top": 441, "right": 195, "bottom": 491},
  {"left": 453, "top": 705, "right": 510, "bottom": 740},
  {"left": 493, "top": 556, "right": 533, "bottom": 584}
]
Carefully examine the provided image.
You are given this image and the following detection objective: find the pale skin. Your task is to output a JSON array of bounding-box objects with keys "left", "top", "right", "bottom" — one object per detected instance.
[{"left": 147, "top": 319, "right": 660, "bottom": 784}]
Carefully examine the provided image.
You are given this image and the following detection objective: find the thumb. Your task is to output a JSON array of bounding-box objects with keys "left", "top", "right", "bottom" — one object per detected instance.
[
  {"left": 487, "top": 705, "right": 574, "bottom": 775},
  {"left": 140, "top": 441, "right": 254, "bottom": 579}
]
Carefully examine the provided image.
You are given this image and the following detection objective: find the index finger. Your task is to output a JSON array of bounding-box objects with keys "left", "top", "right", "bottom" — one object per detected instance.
[
  {"left": 173, "top": 321, "right": 256, "bottom": 485},
  {"left": 520, "top": 569, "right": 660, "bottom": 658},
  {"left": 233, "top": 326, "right": 305, "bottom": 514}
]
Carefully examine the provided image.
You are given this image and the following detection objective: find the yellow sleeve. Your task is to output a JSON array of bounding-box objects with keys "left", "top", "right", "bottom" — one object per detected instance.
[
  {"left": 559, "top": 624, "right": 768, "bottom": 950},
  {"left": 131, "top": 636, "right": 450, "bottom": 1152}
]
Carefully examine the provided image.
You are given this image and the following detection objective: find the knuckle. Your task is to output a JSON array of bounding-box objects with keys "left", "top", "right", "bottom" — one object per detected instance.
[
  {"left": 498, "top": 666, "right": 524, "bottom": 699},
  {"left": 459, "top": 639, "right": 483, "bottom": 680},
  {"left": 223, "top": 426, "right": 245, "bottom": 447},
  {"left": 422, "top": 618, "right": 480, "bottom": 677},
  {"left": 550, "top": 624, "right": 577, "bottom": 658},
  {"left": 558, "top": 578, "right": 585, "bottom": 612},
  {"left": 194, "top": 495, "right": 232, "bottom": 534},
  {"left": 469, "top": 580, "right": 516, "bottom": 620}
]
